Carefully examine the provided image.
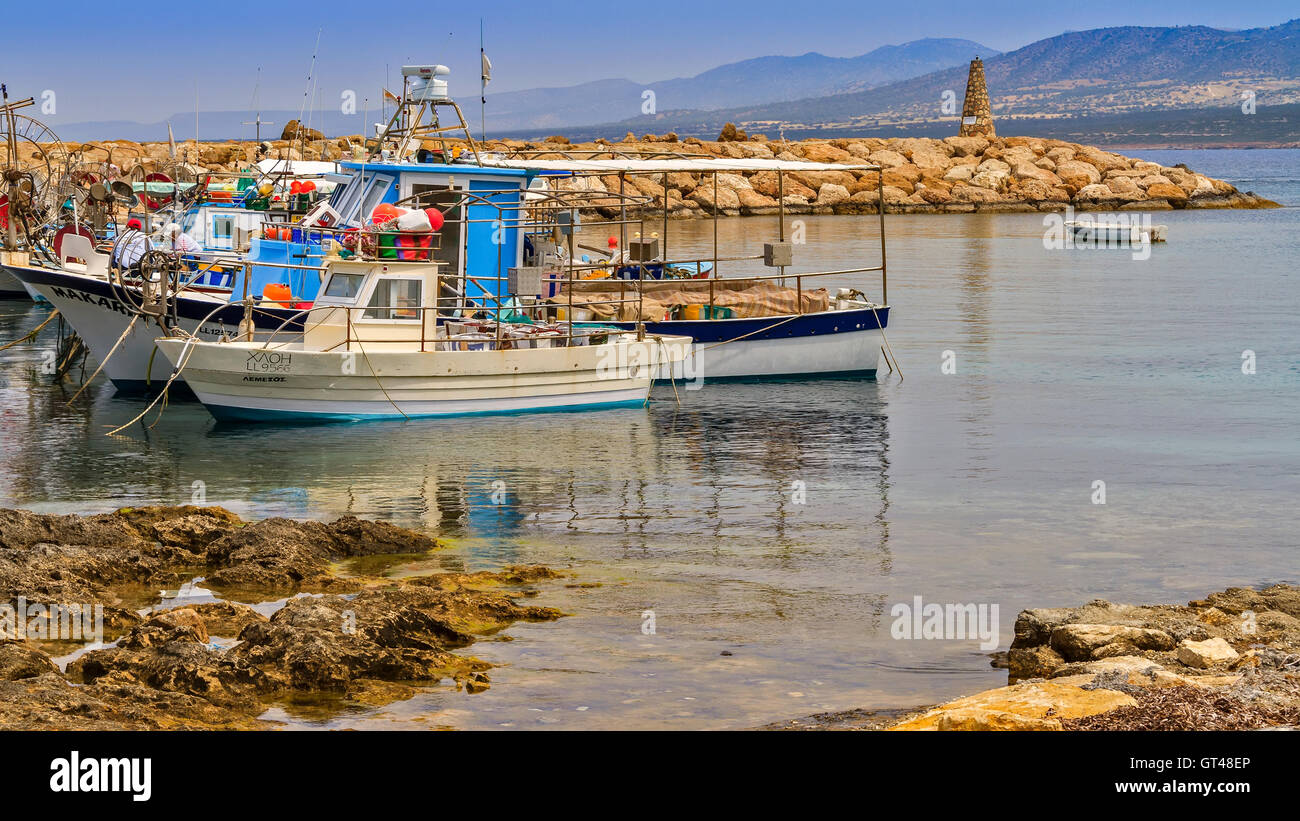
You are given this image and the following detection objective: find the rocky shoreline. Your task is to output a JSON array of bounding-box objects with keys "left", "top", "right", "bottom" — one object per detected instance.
[
  {"left": 67, "top": 126, "right": 1280, "bottom": 217},
  {"left": 776, "top": 584, "right": 1300, "bottom": 731},
  {"left": 0, "top": 506, "right": 565, "bottom": 729},
  {"left": 4, "top": 506, "right": 1295, "bottom": 730}
]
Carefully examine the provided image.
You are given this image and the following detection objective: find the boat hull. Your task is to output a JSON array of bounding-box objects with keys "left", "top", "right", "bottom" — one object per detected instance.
[
  {"left": 0, "top": 264, "right": 29, "bottom": 299},
  {"left": 153, "top": 336, "right": 690, "bottom": 423},
  {"left": 609, "top": 305, "right": 889, "bottom": 381},
  {"left": 8, "top": 264, "right": 305, "bottom": 392}
]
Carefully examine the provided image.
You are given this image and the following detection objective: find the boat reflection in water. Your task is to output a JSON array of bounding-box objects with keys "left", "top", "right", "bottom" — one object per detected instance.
[{"left": 3, "top": 341, "right": 892, "bottom": 569}]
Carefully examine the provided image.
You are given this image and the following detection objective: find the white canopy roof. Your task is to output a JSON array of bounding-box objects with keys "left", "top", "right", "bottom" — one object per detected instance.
[
  {"left": 255, "top": 159, "right": 340, "bottom": 176},
  {"left": 480, "top": 156, "right": 879, "bottom": 174}
]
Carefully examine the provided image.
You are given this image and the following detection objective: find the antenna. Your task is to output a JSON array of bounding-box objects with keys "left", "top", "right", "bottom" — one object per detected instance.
[
  {"left": 242, "top": 67, "right": 276, "bottom": 142},
  {"left": 479, "top": 19, "right": 487, "bottom": 141},
  {"left": 292, "top": 29, "right": 323, "bottom": 155}
]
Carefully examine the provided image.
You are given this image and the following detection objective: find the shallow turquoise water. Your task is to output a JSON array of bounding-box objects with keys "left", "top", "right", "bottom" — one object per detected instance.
[{"left": 0, "top": 149, "right": 1296, "bottom": 728}]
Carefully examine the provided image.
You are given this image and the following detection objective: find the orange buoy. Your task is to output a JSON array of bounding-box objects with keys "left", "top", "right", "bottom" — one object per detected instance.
[
  {"left": 262, "top": 283, "right": 293, "bottom": 306},
  {"left": 370, "top": 202, "right": 401, "bottom": 224}
]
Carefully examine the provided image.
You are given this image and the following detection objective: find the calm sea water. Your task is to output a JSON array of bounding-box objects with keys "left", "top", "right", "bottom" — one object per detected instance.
[{"left": 1, "top": 149, "right": 1296, "bottom": 729}]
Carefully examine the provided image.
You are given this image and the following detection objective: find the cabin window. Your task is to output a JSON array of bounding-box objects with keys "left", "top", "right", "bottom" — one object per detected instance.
[
  {"left": 360, "top": 179, "right": 392, "bottom": 222},
  {"left": 323, "top": 273, "right": 364, "bottom": 299},
  {"left": 212, "top": 216, "right": 234, "bottom": 249},
  {"left": 328, "top": 181, "right": 349, "bottom": 209},
  {"left": 364, "top": 278, "right": 422, "bottom": 320},
  {"left": 333, "top": 172, "right": 396, "bottom": 227}
]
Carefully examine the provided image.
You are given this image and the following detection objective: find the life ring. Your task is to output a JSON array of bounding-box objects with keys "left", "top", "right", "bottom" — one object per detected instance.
[{"left": 140, "top": 172, "right": 175, "bottom": 210}]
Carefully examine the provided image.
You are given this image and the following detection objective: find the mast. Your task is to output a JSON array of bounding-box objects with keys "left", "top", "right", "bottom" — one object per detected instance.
[{"left": 479, "top": 19, "right": 487, "bottom": 141}]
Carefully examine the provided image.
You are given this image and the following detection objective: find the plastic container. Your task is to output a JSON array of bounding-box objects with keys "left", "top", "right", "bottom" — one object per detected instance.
[
  {"left": 451, "top": 333, "right": 494, "bottom": 352},
  {"left": 555, "top": 306, "right": 595, "bottom": 322},
  {"left": 679, "top": 304, "right": 733, "bottom": 320}
]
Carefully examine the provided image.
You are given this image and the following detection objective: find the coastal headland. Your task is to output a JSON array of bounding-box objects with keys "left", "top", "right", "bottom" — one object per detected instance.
[{"left": 62, "top": 122, "right": 1280, "bottom": 217}]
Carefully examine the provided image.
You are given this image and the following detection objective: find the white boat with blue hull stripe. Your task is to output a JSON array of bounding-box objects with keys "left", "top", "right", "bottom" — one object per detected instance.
[
  {"left": 154, "top": 250, "right": 691, "bottom": 424},
  {"left": 156, "top": 339, "right": 680, "bottom": 423}
]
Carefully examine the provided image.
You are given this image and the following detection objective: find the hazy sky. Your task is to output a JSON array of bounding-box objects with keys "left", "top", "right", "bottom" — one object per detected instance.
[{"left": 2, "top": 1, "right": 1295, "bottom": 125}]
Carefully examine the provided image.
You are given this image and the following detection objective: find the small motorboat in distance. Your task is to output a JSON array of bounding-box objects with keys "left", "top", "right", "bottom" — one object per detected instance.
[{"left": 1066, "top": 218, "right": 1168, "bottom": 246}]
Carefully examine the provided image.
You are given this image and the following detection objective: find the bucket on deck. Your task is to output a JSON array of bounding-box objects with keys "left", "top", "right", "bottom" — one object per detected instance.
[{"left": 678, "top": 304, "right": 733, "bottom": 320}]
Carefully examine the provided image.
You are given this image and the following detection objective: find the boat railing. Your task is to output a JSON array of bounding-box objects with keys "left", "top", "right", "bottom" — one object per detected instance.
[
  {"left": 423, "top": 166, "right": 889, "bottom": 314},
  {"left": 233, "top": 253, "right": 650, "bottom": 352},
  {"left": 233, "top": 156, "right": 888, "bottom": 351},
  {"left": 414, "top": 180, "right": 887, "bottom": 320}
]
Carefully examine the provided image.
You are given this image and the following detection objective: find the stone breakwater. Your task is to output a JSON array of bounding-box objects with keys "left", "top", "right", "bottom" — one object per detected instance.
[
  {"left": 888, "top": 584, "right": 1300, "bottom": 731},
  {"left": 0, "top": 506, "right": 565, "bottom": 729},
  {"left": 66, "top": 131, "right": 1279, "bottom": 217}
]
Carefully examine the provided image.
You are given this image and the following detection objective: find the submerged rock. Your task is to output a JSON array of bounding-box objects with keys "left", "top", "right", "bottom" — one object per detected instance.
[
  {"left": 0, "top": 507, "right": 566, "bottom": 729},
  {"left": 0, "top": 506, "right": 440, "bottom": 604},
  {"left": 0, "top": 672, "right": 267, "bottom": 730},
  {"left": 0, "top": 642, "right": 59, "bottom": 680}
]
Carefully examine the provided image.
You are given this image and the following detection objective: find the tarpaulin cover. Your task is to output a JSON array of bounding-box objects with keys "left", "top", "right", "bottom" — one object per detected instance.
[{"left": 549, "top": 278, "right": 829, "bottom": 321}]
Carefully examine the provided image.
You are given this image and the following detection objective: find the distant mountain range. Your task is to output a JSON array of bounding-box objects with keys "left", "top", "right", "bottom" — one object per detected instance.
[
  {"left": 547, "top": 18, "right": 1300, "bottom": 141},
  {"left": 50, "top": 37, "right": 996, "bottom": 143},
  {"left": 481, "top": 38, "right": 997, "bottom": 132},
  {"left": 48, "top": 20, "right": 1300, "bottom": 148}
]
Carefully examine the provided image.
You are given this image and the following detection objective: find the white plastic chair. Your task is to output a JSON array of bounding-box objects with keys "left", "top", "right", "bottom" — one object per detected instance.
[{"left": 61, "top": 234, "right": 111, "bottom": 277}]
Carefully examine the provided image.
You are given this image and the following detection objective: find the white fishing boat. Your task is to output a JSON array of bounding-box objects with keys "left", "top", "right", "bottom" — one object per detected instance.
[{"left": 153, "top": 251, "right": 691, "bottom": 423}]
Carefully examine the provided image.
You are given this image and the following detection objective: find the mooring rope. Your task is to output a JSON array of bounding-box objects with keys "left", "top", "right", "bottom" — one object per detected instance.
[
  {"left": 105, "top": 334, "right": 197, "bottom": 436},
  {"left": 66, "top": 314, "right": 140, "bottom": 403},
  {"left": 354, "top": 338, "right": 408, "bottom": 420},
  {"left": 0, "top": 309, "right": 60, "bottom": 352},
  {"left": 691, "top": 314, "right": 801, "bottom": 353},
  {"left": 870, "top": 305, "right": 902, "bottom": 381},
  {"left": 649, "top": 336, "right": 681, "bottom": 407}
]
